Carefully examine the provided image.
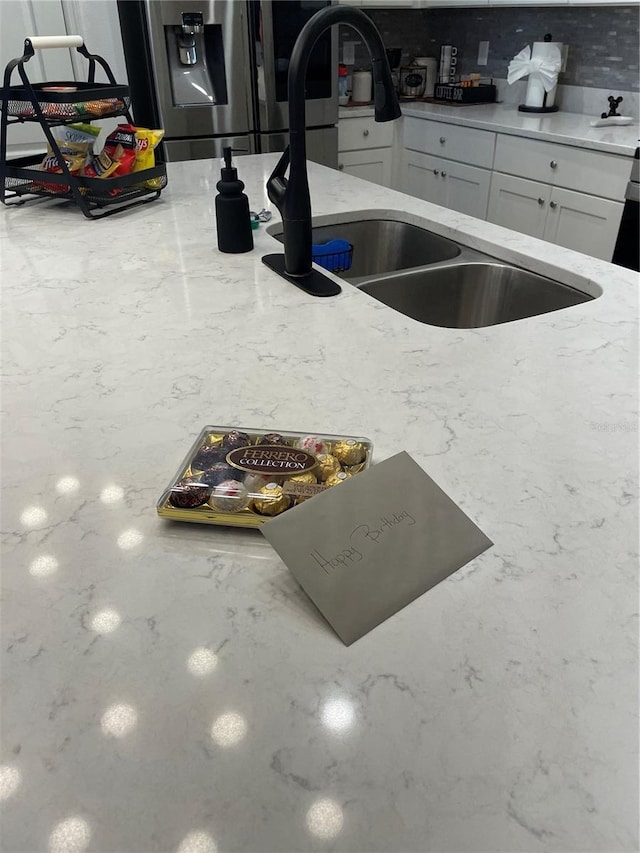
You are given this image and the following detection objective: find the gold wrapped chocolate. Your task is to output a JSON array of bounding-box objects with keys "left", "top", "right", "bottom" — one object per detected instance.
[
  {"left": 325, "top": 471, "right": 351, "bottom": 487},
  {"left": 315, "top": 453, "right": 341, "bottom": 481},
  {"left": 252, "top": 482, "right": 291, "bottom": 516},
  {"left": 157, "top": 424, "right": 373, "bottom": 529},
  {"left": 286, "top": 471, "right": 317, "bottom": 485},
  {"left": 333, "top": 439, "right": 366, "bottom": 466},
  {"left": 204, "top": 433, "right": 224, "bottom": 447}
]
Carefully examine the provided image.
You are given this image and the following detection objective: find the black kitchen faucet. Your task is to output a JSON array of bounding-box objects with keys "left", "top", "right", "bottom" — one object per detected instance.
[{"left": 262, "top": 4, "right": 401, "bottom": 297}]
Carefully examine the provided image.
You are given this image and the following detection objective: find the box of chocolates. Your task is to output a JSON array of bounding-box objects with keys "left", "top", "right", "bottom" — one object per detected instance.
[{"left": 157, "top": 425, "right": 373, "bottom": 528}]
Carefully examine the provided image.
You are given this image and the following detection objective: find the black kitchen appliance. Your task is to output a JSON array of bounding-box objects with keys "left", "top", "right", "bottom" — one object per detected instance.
[{"left": 612, "top": 146, "right": 639, "bottom": 272}]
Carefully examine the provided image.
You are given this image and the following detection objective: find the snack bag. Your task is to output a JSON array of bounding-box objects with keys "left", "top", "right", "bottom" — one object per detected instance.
[
  {"left": 81, "top": 124, "right": 138, "bottom": 195},
  {"left": 34, "top": 123, "right": 100, "bottom": 194},
  {"left": 133, "top": 127, "right": 165, "bottom": 189},
  {"left": 102, "top": 124, "right": 138, "bottom": 178},
  {"left": 133, "top": 128, "right": 164, "bottom": 171},
  {"left": 74, "top": 98, "right": 125, "bottom": 117},
  {"left": 81, "top": 146, "right": 121, "bottom": 180}
]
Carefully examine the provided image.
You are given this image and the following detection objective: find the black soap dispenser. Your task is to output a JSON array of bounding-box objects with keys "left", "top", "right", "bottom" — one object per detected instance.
[{"left": 215, "top": 147, "right": 253, "bottom": 254}]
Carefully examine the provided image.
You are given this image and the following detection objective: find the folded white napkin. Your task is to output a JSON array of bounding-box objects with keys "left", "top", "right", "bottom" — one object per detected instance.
[{"left": 507, "top": 45, "right": 561, "bottom": 92}]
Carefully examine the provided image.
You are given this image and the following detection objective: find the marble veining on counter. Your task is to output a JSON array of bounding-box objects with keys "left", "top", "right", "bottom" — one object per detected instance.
[
  {"left": 341, "top": 101, "right": 639, "bottom": 156},
  {"left": 1, "top": 155, "right": 638, "bottom": 853}
]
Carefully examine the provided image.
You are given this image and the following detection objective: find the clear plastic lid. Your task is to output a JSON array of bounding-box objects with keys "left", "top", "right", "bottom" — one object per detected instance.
[{"left": 157, "top": 425, "right": 373, "bottom": 528}]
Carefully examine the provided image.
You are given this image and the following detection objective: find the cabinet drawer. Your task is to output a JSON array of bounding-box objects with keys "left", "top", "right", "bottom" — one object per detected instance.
[
  {"left": 494, "top": 134, "right": 631, "bottom": 201},
  {"left": 338, "top": 148, "right": 392, "bottom": 187},
  {"left": 404, "top": 116, "right": 495, "bottom": 169},
  {"left": 338, "top": 117, "right": 393, "bottom": 151}
]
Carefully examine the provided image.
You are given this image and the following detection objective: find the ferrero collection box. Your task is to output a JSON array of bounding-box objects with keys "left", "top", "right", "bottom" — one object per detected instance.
[{"left": 157, "top": 425, "right": 373, "bottom": 528}]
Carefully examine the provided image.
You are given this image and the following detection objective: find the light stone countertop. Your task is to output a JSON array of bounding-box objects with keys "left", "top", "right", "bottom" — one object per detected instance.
[
  {"left": 1, "top": 155, "right": 638, "bottom": 853},
  {"left": 340, "top": 102, "right": 639, "bottom": 156}
]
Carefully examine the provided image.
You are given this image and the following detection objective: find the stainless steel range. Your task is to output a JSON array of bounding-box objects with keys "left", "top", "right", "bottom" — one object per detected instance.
[{"left": 117, "top": 0, "right": 338, "bottom": 167}]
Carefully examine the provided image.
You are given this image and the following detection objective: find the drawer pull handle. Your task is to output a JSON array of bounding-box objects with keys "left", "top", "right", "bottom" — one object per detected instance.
[
  {"left": 550, "top": 160, "right": 558, "bottom": 168},
  {"left": 550, "top": 201, "right": 557, "bottom": 209},
  {"left": 338, "top": 163, "right": 344, "bottom": 170},
  {"left": 537, "top": 197, "right": 545, "bottom": 205},
  {"left": 441, "top": 171, "right": 447, "bottom": 177},
  {"left": 363, "top": 129, "right": 369, "bottom": 137},
  {"left": 433, "top": 168, "right": 439, "bottom": 175},
  {"left": 439, "top": 136, "right": 446, "bottom": 143}
]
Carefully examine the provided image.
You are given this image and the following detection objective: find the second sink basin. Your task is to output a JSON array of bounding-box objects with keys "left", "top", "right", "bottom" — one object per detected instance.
[
  {"left": 269, "top": 218, "right": 461, "bottom": 278},
  {"left": 358, "top": 262, "right": 594, "bottom": 328}
]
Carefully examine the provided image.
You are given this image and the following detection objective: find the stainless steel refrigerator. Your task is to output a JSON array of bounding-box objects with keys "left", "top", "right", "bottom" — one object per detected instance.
[{"left": 117, "top": 0, "right": 338, "bottom": 167}]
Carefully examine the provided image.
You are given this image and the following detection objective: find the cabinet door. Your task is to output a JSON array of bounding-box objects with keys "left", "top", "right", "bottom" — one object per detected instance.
[
  {"left": 0, "top": 0, "right": 74, "bottom": 156},
  {"left": 439, "top": 159, "right": 491, "bottom": 219},
  {"left": 544, "top": 186, "right": 624, "bottom": 261},
  {"left": 61, "top": 0, "right": 128, "bottom": 85},
  {"left": 487, "top": 173, "right": 550, "bottom": 239},
  {"left": 402, "top": 150, "right": 446, "bottom": 206},
  {"left": 338, "top": 148, "right": 392, "bottom": 187}
]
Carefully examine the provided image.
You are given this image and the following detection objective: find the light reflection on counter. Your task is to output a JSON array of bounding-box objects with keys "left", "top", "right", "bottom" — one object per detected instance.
[
  {"left": 305, "top": 798, "right": 344, "bottom": 840},
  {"left": 55, "top": 476, "right": 80, "bottom": 495},
  {"left": 210, "top": 712, "right": 247, "bottom": 747},
  {"left": 100, "top": 485, "right": 125, "bottom": 505},
  {"left": 117, "top": 528, "right": 144, "bottom": 550},
  {"left": 100, "top": 703, "right": 138, "bottom": 738},
  {"left": 29, "top": 555, "right": 59, "bottom": 577},
  {"left": 48, "top": 817, "right": 91, "bottom": 853},
  {"left": 177, "top": 830, "right": 217, "bottom": 853},
  {"left": 0, "top": 765, "right": 21, "bottom": 800},
  {"left": 20, "top": 506, "right": 48, "bottom": 527},
  {"left": 320, "top": 697, "right": 356, "bottom": 733},
  {"left": 89, "top": 608, "right": 121, "bottom": 635},
  {"left": 187, "top": 647, "right": 218, "bottom": 677}
]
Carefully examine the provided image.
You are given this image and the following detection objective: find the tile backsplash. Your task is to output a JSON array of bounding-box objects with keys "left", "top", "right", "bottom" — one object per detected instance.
[{"left": 340, "top": 5, "right": 639, "bottom": 92}]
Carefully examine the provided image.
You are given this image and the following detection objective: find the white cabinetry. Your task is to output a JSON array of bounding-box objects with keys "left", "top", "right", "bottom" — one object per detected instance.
[
  {"left": 404, "top": 150, "right": 491, "bottom": 219},
  {"left": 0, "top": 0, "right": 75, "bottom": 156},
  {"left": 402, "top": 116, "right": 494, "bottom": 218},
  {"left": 338, "top": 115, "right": 394, "bottom": 187},
  {"left": 400, "top": 113, "right": 630, "bottom": 262},
  {"left": 492, "top": 134, "right": 630, "bottom": 201},
  {"left": 486, "top": 174, "right": 549, "bottom": 239},
  {"left": 488, "top": 135, "right": 626, "bottom": 260},
  {"left": 404, "top": 117, "right": 495, "bottom": 169},
  {"left": 487, "top": 173, "right": 623, "bottom": 260}
]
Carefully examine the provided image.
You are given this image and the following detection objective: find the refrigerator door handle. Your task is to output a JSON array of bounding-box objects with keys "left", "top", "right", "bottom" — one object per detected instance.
[{"left": 255, "top": 1, "right": 279, "bottom": 129}]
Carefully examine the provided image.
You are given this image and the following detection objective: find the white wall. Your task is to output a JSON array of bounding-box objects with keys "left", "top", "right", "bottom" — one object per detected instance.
[
  {"left": 1, "top": 0, "right": 128, "bottom": 157},
  {"left": 61, "top": 0, "right": 127, "bottom": 85}
]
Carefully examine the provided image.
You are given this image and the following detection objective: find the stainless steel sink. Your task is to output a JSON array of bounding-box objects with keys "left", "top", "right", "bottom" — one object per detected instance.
[
  {"left": 358, "top": 262, "right": 593, "bottom": 328},
  {"left": 268, "top": 217, "right": 461, "bottom": 279},
  {"left": 266, "top": 211, "right": 597, "bottom": 327}
]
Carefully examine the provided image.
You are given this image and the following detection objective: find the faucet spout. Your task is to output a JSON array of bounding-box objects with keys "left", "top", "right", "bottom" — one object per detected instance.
[{"left": 263, "top": 4, "right": 400, "bottom": 296}]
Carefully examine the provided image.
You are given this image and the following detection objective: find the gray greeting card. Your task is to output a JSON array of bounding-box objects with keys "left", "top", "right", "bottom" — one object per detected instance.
[{"left": 261, "top": 451, "right": 493, "bottom": 645}]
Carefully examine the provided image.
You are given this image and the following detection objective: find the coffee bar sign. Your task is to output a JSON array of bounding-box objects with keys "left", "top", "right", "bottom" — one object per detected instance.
[{"left": 261, "top": 452, "right": 493, "bottom": 645}]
